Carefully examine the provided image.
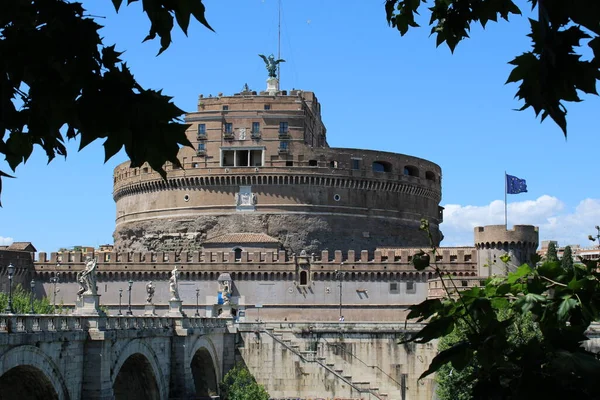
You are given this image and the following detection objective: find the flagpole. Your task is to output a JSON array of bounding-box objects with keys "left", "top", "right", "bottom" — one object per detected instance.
[{"left": 504, "top": 171, "right": 508, "bottom": 228}]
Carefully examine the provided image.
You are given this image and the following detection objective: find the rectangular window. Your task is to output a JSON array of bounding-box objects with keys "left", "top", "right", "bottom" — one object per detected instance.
[
  {"left": 389, "top": 282, "right": 399, "bottom": 294},
  {"left": 198, "top": 143, "right": 205, "bottom": 151},
  {"left": 465, "top": 254, "right": 472, "bottom": 262},
  {"left": 286, "top": 160, "right": 294, "bottom": 167},
  {"left": 406, "top": 281, "right": 415, "bottom": 291},
  {"left": 198, "top": 124, "right": 206, "bottom": 134},
  {"left": 222, "top": 105, "right": 229, "bottom": 111},
  {"left": 279, "top": 122, "right": 288, "bottom": 133},
  {"left": 280, "top": 141, "right": 288, "bottom": 150},
  {"left": 222, "top": 150, "right": 235, "bottom": 166},
  {"left": 351, "top": 159, "right": 361, "bottom": 170},
  {"left": 250, "top": 150, "right": 263, "bottom": 166},
  {"left": 264, "top": 104, "right": 271, "bottom": 110},
  {"left": 450, "top": 255, "right": 457, "bottom": 262},
  {"left": 461, "top": 280, "right": 468, "bottom": 287},
  {"left": 221, "top": 148, "right": 263, "bottom": 167},
  {"left": 252, "top": 122, "right": 260, "bottom": 134},
  {"left": 236, "top": 150, "right": 249, "bottom": 166},
  {"left": 224, "top": 123, "right": 233, "bottom": 134}
]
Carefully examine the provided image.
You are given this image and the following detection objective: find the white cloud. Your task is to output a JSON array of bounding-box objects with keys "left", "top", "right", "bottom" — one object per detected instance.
[
  {"left": 440, "top": 196, "right": 600, "bottom": 248},
  {"left": 0, "top": 236, "right": 14, "bottom": 246}
]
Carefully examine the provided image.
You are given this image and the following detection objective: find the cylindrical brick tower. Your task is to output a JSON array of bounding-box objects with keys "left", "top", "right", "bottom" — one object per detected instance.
[
  {"left": 474, "top": 225, "right": 539, "bottom": 276},
  {"left": 113, "top": 87, "right": 443, "bottom": 254}
]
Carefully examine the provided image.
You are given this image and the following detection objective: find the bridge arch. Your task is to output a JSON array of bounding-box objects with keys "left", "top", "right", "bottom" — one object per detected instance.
[
  {"left": 0, "top": 345, "right": 70, "bottom": 400},
  {"left": 111, "top": 339, "right": 168, "bottom": 400},
  {"left": 189, "top": 336, "right": 221, "bottom": 398}
]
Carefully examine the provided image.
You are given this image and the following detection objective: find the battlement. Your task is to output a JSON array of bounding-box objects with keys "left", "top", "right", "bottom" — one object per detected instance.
[
  {"left": 36, "top": 248, "right": 478, "bottom": 265},
  {"left": 474, "top": 225, "right": 539, "bottom": 249},
  {"left": 34, "top": 248, "right": 478, "bottom": 276}
]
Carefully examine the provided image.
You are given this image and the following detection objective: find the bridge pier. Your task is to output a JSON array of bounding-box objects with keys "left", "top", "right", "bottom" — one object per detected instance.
[
  {"left": 81, "top": 334, "right": 114, "bottom": 400},
  {"left": 169, "top": 334, "right": 194, "bottom": 399}
]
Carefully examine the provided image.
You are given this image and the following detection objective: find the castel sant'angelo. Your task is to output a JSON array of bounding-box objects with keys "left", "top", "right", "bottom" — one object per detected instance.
[{"left": 29, "top": 61, "right": 540, "bottom": 321}]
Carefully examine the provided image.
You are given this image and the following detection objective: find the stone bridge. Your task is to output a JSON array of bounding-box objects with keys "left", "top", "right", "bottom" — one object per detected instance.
[{"left": 0, "top": 314, "right": 235, "bottom": 400}]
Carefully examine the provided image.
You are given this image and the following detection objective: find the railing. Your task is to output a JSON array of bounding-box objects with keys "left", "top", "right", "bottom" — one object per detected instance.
[
  {"left": 321, "top": 336, "right": 405, "bottom": 392},
  {"left": 0, "top": 314, "right": 228, "bottom": 334},
  {"left": 261, "top": 328, "right": 382, "bottom": 400}
]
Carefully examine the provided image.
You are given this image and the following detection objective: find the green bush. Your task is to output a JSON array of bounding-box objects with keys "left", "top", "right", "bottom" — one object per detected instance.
[
  {"left": 0, "top": 284, "right": 54, "bottom": 314},
  {"left": 219, "top": 363, "right": 269, "bottom": 400}
]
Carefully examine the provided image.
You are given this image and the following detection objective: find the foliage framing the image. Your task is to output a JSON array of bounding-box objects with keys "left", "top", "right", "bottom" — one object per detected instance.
[
  {"left": 385, "top": 0, "right": 600, "bottom": 136},
  {"left": 405, "top": 220, "right": 600, "bottom": 399},
  {"left": 0, "top": 0, "right": 213, "bottom": 204}
]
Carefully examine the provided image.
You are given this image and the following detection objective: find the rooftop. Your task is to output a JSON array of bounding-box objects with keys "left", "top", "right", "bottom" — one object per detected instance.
[{"left": 203, "top": 233, "right": 280, "bottom": 244}]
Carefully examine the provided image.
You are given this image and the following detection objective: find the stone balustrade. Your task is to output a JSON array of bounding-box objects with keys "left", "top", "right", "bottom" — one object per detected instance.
[{"left": 0, "top": 314, "right": 228, "bottom": 334}]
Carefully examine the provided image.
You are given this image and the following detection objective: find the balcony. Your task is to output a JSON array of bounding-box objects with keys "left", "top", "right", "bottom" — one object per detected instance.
[
  {"left": 278, "top": 145, "right": 289, "bottom": 154},
  {"left": 197, "top": 133, "right": 207, "bottom": 140},
  {"left": 278, "top": 131, "right": 290, "bottom": 139},
  {"left": 196, "top": 149, "right": 206, "bottom": 157},
  {"left": 251, "top": 131, "right": 261, "bottom": 140},
  {"left": 223, "top": 131, "right": 234, "bottom": 140}
]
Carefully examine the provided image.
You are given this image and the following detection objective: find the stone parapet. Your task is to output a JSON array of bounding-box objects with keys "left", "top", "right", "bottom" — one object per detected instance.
[{"left": 474, "top": 225, "right": 539, "bottom": 249}]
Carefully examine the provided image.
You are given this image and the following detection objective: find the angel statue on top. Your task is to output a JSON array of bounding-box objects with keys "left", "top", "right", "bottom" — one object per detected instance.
[{"left": 258, "top": 54, "right": 286, "bottom": 78}]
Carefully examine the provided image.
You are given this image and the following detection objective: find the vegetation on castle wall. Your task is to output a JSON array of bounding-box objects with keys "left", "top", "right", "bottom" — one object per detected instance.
[
  {"left": 219, "top": 363, "right": 270, "bottom": 400},
  {"left": 407, "top": 220, "right": 600, "bottom": 399},
  {"left": 385, "top": 0, "right": 600, "bottom": 136}
]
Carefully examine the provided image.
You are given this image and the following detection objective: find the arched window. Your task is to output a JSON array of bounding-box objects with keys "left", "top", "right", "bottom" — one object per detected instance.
[
  {"left": 425, "top": 171, "right": 436, "bottom": 181},
  {"left": 233, "top": 247, "right": 242, "bottom": 261},
  {"left": 403, "top": 165, "right": 419, "bottom": 177},
  {"left": 299, "top": 270, "right": 308, "bottom": 285},
  {"left": 372, "top": 161, "right": 392, "bottom": 173}
]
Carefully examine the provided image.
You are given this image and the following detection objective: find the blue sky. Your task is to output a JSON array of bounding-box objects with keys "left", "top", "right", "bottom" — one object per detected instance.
[{"left": 1, "top": 0, "right": 599, "bottom": 252}]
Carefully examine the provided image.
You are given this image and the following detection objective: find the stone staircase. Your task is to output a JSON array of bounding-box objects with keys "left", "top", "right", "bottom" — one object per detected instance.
[{"left": 264, "top": 327, "right": 401, "bottom": 400}]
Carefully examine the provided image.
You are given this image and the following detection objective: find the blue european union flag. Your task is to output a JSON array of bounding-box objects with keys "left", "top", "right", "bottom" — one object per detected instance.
[{"left": 506, "top": 174, "right": 527, "bottom": 194}]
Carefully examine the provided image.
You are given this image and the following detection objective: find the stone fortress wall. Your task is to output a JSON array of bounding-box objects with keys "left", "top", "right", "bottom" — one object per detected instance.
[
  {"left": 34, "top": 246, "right": 479, "bottom": 321},
  {"left": 475, "top": 225, "right": 539, "bottom": 276},
  {"left": 112, "top": 89, "right": 443, "bottom": 254}
]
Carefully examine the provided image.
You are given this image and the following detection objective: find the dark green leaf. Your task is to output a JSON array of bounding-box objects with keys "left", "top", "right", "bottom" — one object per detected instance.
[
  {"left": 557, "top": 296, "right": 577, "bottom": 321},
  {"left": 406, "top": 316, "right": 455, "bottom": 343},
  {"left": 406, "top": 298, "right": 443, "bottom": 321},
  {"left": 419, "top": 341, "right": 473, "bottom": 379}
]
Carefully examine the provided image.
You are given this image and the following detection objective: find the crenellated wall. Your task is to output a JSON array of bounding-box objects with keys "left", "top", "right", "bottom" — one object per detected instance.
[
  {"left": 33, "top": 248, "right": 478, "bottom": 321},
  {"left": 474, "top": 225, "right": 539, "bottom": 276}
]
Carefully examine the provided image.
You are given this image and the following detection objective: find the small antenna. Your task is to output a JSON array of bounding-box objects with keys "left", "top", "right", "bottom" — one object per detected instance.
[{"left": 277, "top": 0, "right": 281, "bottom": 82}]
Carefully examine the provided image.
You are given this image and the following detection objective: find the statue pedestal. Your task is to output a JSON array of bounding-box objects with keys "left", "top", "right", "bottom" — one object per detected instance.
[
  {"left": 266, "top": 77, "right": 279, "bottom": 94},
  {"left": 219, "top": 304, "right": 234, "bottom": 319},
  {"left": 144, "top": 304, "right": 157, "bottom": 316},
  {"left": 73, "top": 294, "right": 105, "bottom": 316},
  {"left": 165, "top": 299, "right": 186, "bottom": 318}
]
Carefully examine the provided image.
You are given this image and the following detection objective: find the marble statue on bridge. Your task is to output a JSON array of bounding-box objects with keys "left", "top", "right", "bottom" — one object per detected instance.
[
  {"left": 169, "top": 266, "right": 180, "bottom": 301},
  {"left": 146, "top": 281, "right": 156, "bottom": 304},
  {"left": 77, "top": 257, "right": 98, "bottom": 297}
]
